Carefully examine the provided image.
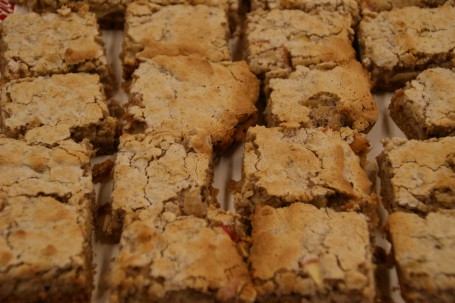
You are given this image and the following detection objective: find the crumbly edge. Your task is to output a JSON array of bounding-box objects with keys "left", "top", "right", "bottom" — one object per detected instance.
[
  {"left": 376, "top": 138, "right": 455, "bottom": 214},
  {"left": 387, "top": 211, "right": 455, "bottom": 303},
  {"left": 234, "top": 127, "right": 378, "bottom": 231},
  {"left": 358, "top": 7, "right": 455, "bottom": 91},
  {"left": 102, "top": 132, "right": 218, "bottom": 237}
]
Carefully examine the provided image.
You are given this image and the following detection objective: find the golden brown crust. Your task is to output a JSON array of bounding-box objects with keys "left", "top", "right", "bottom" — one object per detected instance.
[
  {"left": 109, "top": 212, "right": 256, "bottom": 303},
  {"left": 388, "top": 211, "right": 455, "bottom": 303},
  {"left": 122, "top": 2, "right": 231, "bottom": 79},
  {"left": 360, "top": 0, "right": 454, "bottom": 12},
  {"left": 0, "top": 74, "right": 118, "bottom": 155},
  {"left": 377, "top": 137, "right": 455, "bottom": 214},
  {"left": 0, "top": 138, "right": 95, "bottom": 302},
  {"left": 243, "top": 9, "right": 355, "bottom": 78},
  {"left": 106, "top": 131, "right": 218, "bottom": 235},
  {"left": 251, "top": 0, "right": 360, "bottom": 24},
  {"left": 358, "top": 6, "right": 455, "bottom": 90},
  {"left": 389, "top": 67, "right": 455, "bottom": 139},
  {"left": 250, "top": 203, "right": 375, "bottom": 302},
  {"left": 0, "top": 10, "right": 113, "bottom": 94},
  {"left": 265, "top": 60, "right": 377, "bottom": 133},
  {"left": 234, "top": 126, "right": 377, "bottom": 226},
  {"left": 125, "top": 55, "right": 259, "bottom": 153}
]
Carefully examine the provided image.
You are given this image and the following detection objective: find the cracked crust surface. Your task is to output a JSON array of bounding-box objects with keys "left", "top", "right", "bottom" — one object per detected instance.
[
  {"left": 0, "top": 73, "right": 118, "bottom": 155},
  {"left": 250, "top": 203, "right": 375, "bottom": 302},
  {"left": 358, "top": 6, "right": 455, "bottom": 90},
  {"left": 107, "top": 131, "right": 217, "bottom": 235},
  {"left": 250, "top": 0, "right": 360, "bottom": 24},
  {"left": 265, "top": 60, "right": 377, "bottom": 133},
  {"left": 243, "top": 9, "right": 355, "bottom": 78},
  {"left": 377, "top": 137, "right": 455, "bottom": 214},
  {"left": 0, "top": 196, "right": 93, "bottom": 303},
  {"left": 0, "top": 138, "right": 94, "bottom": 302},
  {"left": 109, "top": 211, "right": 256, "bottom": 303},
  {"left": 0, "top": 10, "right": 113, "bottom": 94},
  {"left": 125, "top": 55, "right": 259, "bottom": 152},
  {"left": 360, "top": 0, "right": 454, "bottom": 12},
  {"left": 0, "top": 138, "right": 95, "bottom": 209},
  {"left": 388, "top": 211, "right": 455, "bottom": 303},
  {"left": 389, "top": 67, "right": 455, "bottom": 139},
  {"left": 122, "top": 2, "right": 231, "bottom": 79},
  {"left": 234, "top": 126, "right": 377, "bottom": 225}
]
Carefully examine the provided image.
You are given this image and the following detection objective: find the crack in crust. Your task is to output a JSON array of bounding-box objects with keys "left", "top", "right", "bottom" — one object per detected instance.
[
  {"left": 235, "top": 126, "right": 377, "bottom": 228},
  {"left": 243, "top": 9, "right": 355, "bottom": 78},
  {"left": 388, "top": 211, "right": 455, "bottom": 303},
  {"left": 250, "top": 203, "right": 375, "bottom": 302},
  {"left": 358, "top": 6, "right": 455, "bottom": 90},
  {"left": 109, "top": 212, "right": 256, "bottom": 303},
  {"left": 107, "top": 130, "right": 218, "bottom": 236},
  {"left": 377, "top": 137, "right": 455, "bottom": 214}
]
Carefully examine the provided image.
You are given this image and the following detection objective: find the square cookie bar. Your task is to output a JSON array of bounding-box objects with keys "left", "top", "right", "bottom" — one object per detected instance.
[
  {"left": 109, "top": 210, "right": 256, "bottom": 303},
  {"left": 377, "top": 137, "right": 455, "bottom": 213},
  {"left": 0, "top": 73, "right": 118, "bottom": 155},
  {"left": 0, "top": 196, "right": 94, "bottom": 303},
  {"left": 251, "top": 0, "right": 360, "bottom": 25},
  {"left": 0, "top": 10, "right": 113, "bottom": 94},
  {"left": 234, "top": 126, "right": 377, "bottom": 223},
  {"left": 0, "top": 138, "right": 94, "bottom": 302},
  {"left": 243, "top": 9, "right": 355, "bottom": 78},
  {"left": 390, "top": 68, "right": 455, "bottom": 139},
  {"left": 265, "top": 60, "right": 377, "bottom": 133},
  {"left": 388, "top": 211, "right": 455, "bottom": 303},
  {"left": 250, "top": 203, "right": 375, "bottom": 302},
  {"left": 358, "top": 6, "right": 455, "bottom": 90},
  {"left": 122, "top": 2, "right": 231, "bottom": 79},
  {"left": 106, "top": 131, "right": 218, "bottom": 235},
  {"left": 125, "top": 55, "right": 259, "bottom": 152},
  {"left": 361, "top": 0, "right": 453, "bottom": 12}
]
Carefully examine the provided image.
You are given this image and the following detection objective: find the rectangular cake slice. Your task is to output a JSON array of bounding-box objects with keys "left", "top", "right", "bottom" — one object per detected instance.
[
  {"left": 358, "top": 6, "right": 455, "bottom": 90},
  {"left": 250, "top": 203, "right": 375, "bottom": 302},
  {"left": 388, "top": 211, "right": 455, "bottom": 303},
  {"left": 125, "top": 55, "right": 259, "bottom": 153},
  {"left": 122, "top": 2, "right": 231, "bottom": 79},
  {"left": 0, "top": 73, "right": 118, "bottom": 155},
  {"left": 389, "top": 67, "right": 455, "bottom": 139},
  {"left": 234, "top": 126, "right": 377, "bottom": 225},
  {"left": 0, "top": 10, "right": 113, "bottom": 94},
  {"left": 265, "top": 60, "right": 377, "bottom": 133},
  {"left": 243, "top": 9, "right": 355, "bottom": 79},
  {"left": 105, "top": 131, "right": 218, "bottom": 235},
  {"left": 0, "top": 138, "right": 95, "bottom": 302},
  {"left": 109, "top": 208, "right": 256, "bottom": 302},
  {"left": 377, "top": 137, "right": 455, "bottom": 214}
]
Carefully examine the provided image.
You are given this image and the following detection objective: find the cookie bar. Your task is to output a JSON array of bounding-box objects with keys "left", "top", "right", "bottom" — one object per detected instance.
[
  {"left": 234, "top": 126, "right": 377, "bottom": 224},
  {"left": 389, "top": 68, "right": 455, "bottom": 139},
  {"left": 109, "top": 209, "right": 256, "bottom": 303},
  {"left": 12, "top": 0, "right": 239, "bottom": 28},
  {"left": 377, "top": 137, "right": 455, "bottom": 214},
  {"left": 360, "top": 0, "right": 453, "bottom": 12},
  {"left": 105, "top": 130, "right": 218, "bottom": 235},
  {"left": 250, "top": 203, "right": 375, "bottom": 302},
  {"left": 0, "top": 73, "right": 118, "bottom": 155},
  {"left": 122, "top": 2, "right": 231, "bottom": 79},
  {"left": 251, "top": 0, "right": 360, "bottom": 25},
  {"left": 0, "top": 138, "right": 94, "bottom": 302},
  {"left": 358, "top": 6, "right": 455, "bottom": 90},
  {"left": 0, "top": 10, "right": 113, "bottom": 94},
  {"left": 264, "top": 60, "right": 377, "bottom": 133},
  {"left": 243, "top": 9, "right": 355, "bottom": 78},
  {"left": 125, "top": 55, "right": 259, "bottom": 152},
  {"left": 388, "top": 211, "right": 455, "bottom": 303}
]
